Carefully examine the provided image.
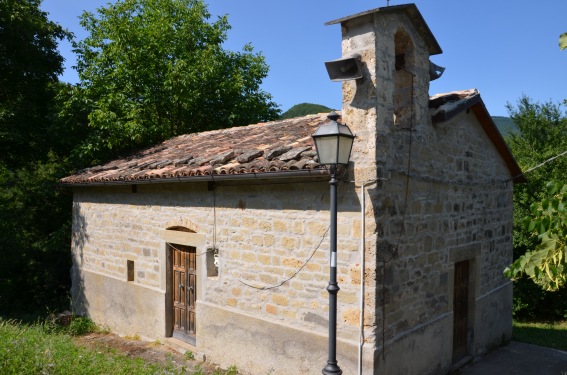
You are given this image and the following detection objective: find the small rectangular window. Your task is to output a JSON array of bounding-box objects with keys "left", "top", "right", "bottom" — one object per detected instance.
[
  {"left": 127, "top": 260, "right": 135, "bottom": 281},
  {"left": 206, "top": 247, "right": 219, "bottom": 277}
]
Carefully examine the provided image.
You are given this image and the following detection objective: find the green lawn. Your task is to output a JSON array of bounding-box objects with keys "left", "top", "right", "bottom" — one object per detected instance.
[
  {"left": 513, "top": 320, "right": 567, "bottom": 351},
  {"left": 0, "top": 319, "right": 236, "bottom": 375}
]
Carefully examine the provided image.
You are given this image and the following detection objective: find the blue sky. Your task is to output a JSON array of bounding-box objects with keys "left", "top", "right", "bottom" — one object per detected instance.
[{"left": 41, "top": 0, "right": 567, "bottom": 116}]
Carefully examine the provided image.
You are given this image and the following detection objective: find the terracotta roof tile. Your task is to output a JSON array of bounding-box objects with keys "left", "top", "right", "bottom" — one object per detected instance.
[
  {"left": 60, "top": 113, "right": 329, "bottom": 185},
  {"left": 60, "top": 90, "right": 525, "bottom": 185}
]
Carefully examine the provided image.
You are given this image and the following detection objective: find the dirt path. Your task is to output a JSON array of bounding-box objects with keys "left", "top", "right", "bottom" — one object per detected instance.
[{"left": 73, "top": 332, "right": 227, "bottom": 374}]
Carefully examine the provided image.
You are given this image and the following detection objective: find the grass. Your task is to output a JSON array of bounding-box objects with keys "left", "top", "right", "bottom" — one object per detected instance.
[
  {"left": 0, "top": 319, "right": 173, "bottom": 375},
  {"left": 513, "top": 320, "right": 567, "bottom": 351},
  {"left": 0, "top": 318, "right": 238, "bottom": 374}
]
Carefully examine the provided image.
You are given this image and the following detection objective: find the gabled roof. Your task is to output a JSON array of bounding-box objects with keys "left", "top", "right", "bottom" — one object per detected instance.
[
  {"left": 60, "top": 90, "right": 525, "bottom": 186},
  {"left": 325, "top": 4, "right": 442, "bottom": 56},
  {"left": 430, "top": 89, "right": 526, "bottom": 183},
  {"left": 60, "top": 114, "right": 329, "bottom": 186}
]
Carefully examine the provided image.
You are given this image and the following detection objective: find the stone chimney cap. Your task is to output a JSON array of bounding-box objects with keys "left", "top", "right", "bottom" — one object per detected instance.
[{"left": 325, "top": 3, "right": 442, "bottom": 56}]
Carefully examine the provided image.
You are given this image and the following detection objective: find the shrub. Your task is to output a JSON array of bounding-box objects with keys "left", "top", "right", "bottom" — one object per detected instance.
[{"left": 67, "top": 316, "right": 97, "bottom": 336}]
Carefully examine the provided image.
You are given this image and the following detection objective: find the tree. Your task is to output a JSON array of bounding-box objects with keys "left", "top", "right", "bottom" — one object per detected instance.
[
  {"left": 505, "top": 181, "right": 567, "bottom": 291},
  {"left": 0, "top": 1, "right": 74, "bottom": 315},
  {"left": 0, "top": 0, "right": 71, "bottom": 168},
  {"left": 560, "top": 33, "right": 567, "bottom": 50},
  {"left": 71, "top": 0, "right": 280, "bottom": 165},
  {"left": 503, "top": 96, "right": 567, "bottom": 319},
  {"left": 0, "top": 157, "right": 73, "bottom": 315}
]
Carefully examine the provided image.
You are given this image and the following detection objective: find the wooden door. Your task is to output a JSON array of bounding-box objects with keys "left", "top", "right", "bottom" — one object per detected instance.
[
  {"left": 172, "top": 244, "right": 196, "bottom": 344},
  {"left": 453, "top": 260, "right": 469, "bottom": 362}
]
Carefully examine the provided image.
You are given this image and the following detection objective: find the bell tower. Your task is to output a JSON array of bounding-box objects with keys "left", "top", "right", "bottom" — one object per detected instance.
[{"left": 325, "top": 4, "right": 442, "bottom": 181}]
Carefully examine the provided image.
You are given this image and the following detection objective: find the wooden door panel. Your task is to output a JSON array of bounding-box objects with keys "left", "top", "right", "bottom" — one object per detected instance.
[
  {"left": 171, "top": 244, "right": 196, "bottom": 343},
  {"left": 453, "top": 260, "right": 469, "bottom": 362}
]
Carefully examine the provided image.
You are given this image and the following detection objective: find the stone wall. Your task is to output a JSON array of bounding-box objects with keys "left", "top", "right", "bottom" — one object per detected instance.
[
  {"left": 372, "top": 109, "right": 514, "bottom": 374},
  {"left": 71, "top": 179, "right": 371, "bottom": 373},
  {"left": 335, "top": 8, "right": 514, "bottom": 374}
]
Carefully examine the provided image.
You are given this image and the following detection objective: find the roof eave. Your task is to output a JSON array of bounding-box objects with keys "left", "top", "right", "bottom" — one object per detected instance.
[
  {"left": 431, "top": 94, "right": 482, "bottom": 124},
  {"left": 58, "top": 169, "right": 333, "bottom": 188}
]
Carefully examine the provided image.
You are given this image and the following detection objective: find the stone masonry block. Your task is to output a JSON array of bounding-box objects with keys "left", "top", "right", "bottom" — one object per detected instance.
[
  {"left": 273, "top": 220, "right": 288, "bottom": 232},
  {"left": 258, "top": 254, "right": 271, "bottom": 265},
  {"left": 342, "top": 307, "right": 360, "bottom": 326},
  {"left": 307, "top": 221, "right": 327, "bottom": 236},
  {"left": 265, "top": 304, "right": 277, "bottom": 315},
  {"left": 242, "top": 252, "right": 257, "bottom": 263},
  {"left": 272, "top": 294, "right": 289, "bottom": 306},
  {"left": 292, "top": 221, "right": 305, "bottom": 234},
  {"left": 282, "top": 258, "right": 302, "bottom": 268},
  {"left": 280, "top": 236, "right": 297, "bottom": 250}
]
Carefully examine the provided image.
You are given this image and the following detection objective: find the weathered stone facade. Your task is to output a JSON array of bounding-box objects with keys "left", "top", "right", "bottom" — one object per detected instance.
[
  {"left": 71, "top": 180, "right": 369, "bottom": 373},
  {"left": 66, "top": 4, "right": 520, "bottom": 375}
]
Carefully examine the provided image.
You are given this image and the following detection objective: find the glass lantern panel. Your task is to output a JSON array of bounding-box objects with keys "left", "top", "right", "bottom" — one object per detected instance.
[
  {"left": 337, "top": 136, "right": 354, "bottom": 165},
  {"left": 315, "top": 136, "right": 339, "bottom": 164}
]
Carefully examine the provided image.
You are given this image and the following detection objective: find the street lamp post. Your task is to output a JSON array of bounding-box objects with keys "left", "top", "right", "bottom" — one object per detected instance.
[{"left": 312, "top": 112, "right": 355, "bottom": 375}]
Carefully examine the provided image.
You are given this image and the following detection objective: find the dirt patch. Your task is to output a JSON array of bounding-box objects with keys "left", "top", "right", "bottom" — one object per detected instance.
[{"left": 73, "top": 332, "right": 225, "bottom": 374}]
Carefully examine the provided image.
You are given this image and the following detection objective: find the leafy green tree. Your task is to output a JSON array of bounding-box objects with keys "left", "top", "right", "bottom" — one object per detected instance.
[
  {"left": 560, "top": 33, "right": 567, "bottom": 50},
  {"left": 0, "top": 1, "right": 75, "bottom": 315},
  {"left": 504, "top": 96, "right": 567, "bottom": 319},
  {"left": 0, "top": 158, "right": 72, "bottom": 315},
  {"left": 70, "top": 0, "right": 280, "bottom": 165},
  {"left": 506, "top": 97, "right": 567, "bottom": 248},
  {"left": 0, "top": 0, "right": 71, "bottom": 168},
  {"left": 505, "top": 181, "right": 567, "bottom": 291}
]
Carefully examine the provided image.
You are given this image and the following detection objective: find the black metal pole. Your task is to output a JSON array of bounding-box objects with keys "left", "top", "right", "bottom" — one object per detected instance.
[{"left": 323, "top": 166, "right": 342, "bottom": 375}]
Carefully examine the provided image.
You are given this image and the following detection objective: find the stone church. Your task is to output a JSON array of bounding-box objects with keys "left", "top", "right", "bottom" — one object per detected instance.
[{"left": 61, "top": 4, "right": 524, "bottom": 374}]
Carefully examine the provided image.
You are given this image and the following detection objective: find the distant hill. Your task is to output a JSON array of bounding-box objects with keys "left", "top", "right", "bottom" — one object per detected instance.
[
  {"left": 492, "top": 116, "right": 518, "bottom": 137},
  {"left": 281, "top": 103, "right": 334, "bottom": 119}
]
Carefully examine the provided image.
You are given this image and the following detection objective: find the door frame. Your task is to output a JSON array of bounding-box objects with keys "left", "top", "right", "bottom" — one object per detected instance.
[
  {"left": 162, "top": 229, "right": 204, "bottom": 345},
  {"left": 451, "top": 258, "right": 477, "bottom": 363}
]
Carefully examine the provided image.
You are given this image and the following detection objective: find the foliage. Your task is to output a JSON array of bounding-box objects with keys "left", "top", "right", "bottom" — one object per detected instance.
[
  {"left": 512, "top": 277, "right": 567, "bottom": 321},
  {"left": 504, "top": 96, "right": 567, "bottom": 319},
  {"left": 70, "top": 0, "right": 280, "bottom": 165},
  {"left": 0, "top": 319, "right": 241, "bottom": 374},
  {"left": 513, "top": 320, "right": 567, "bottom": 351},
  {"left": 0, "top": 1, "right": 75, "bottom": 315},
  {"left": 220, "top": 366, "right": 238, "bottom": 375},
  {"left": 0, "top": 157, "right": 73, "bottom": 315},
  {"left": 280, "top": 103, "right": 334, "bottom": 119},
  {"left": 67, "top": 316, "right": 98, "bottom": 336},
  {"left": 0, "top": 319, "right": 175, "bottom": 374},
  {"left": 0, "top": 1, "right": 81, "bottom": 319},
  {"left": 560, "top": 32, "right": 567, "bottom": 50},
  {"left": 184, "top": 351, "right": 195, "bottom": 360},
  {"left": 0, "top": 0, "right": 71, "bottom": 168},
  {"left": 42, "top": 315, "right": 98, "bottom": 336},
  {"left": 505, "top": 181, "right": 567, "bottom": 291},
  {"left": 505, "top": 97, "right": 567, "bottom": 255}
]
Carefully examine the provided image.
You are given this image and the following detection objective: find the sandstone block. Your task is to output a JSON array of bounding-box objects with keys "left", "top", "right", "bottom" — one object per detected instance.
[
  {"left": 272, "top": 294, "right": 289, "bottom": 306},
  {"left": 265, "top": 304, "right": 277, "bottom": 315}
]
